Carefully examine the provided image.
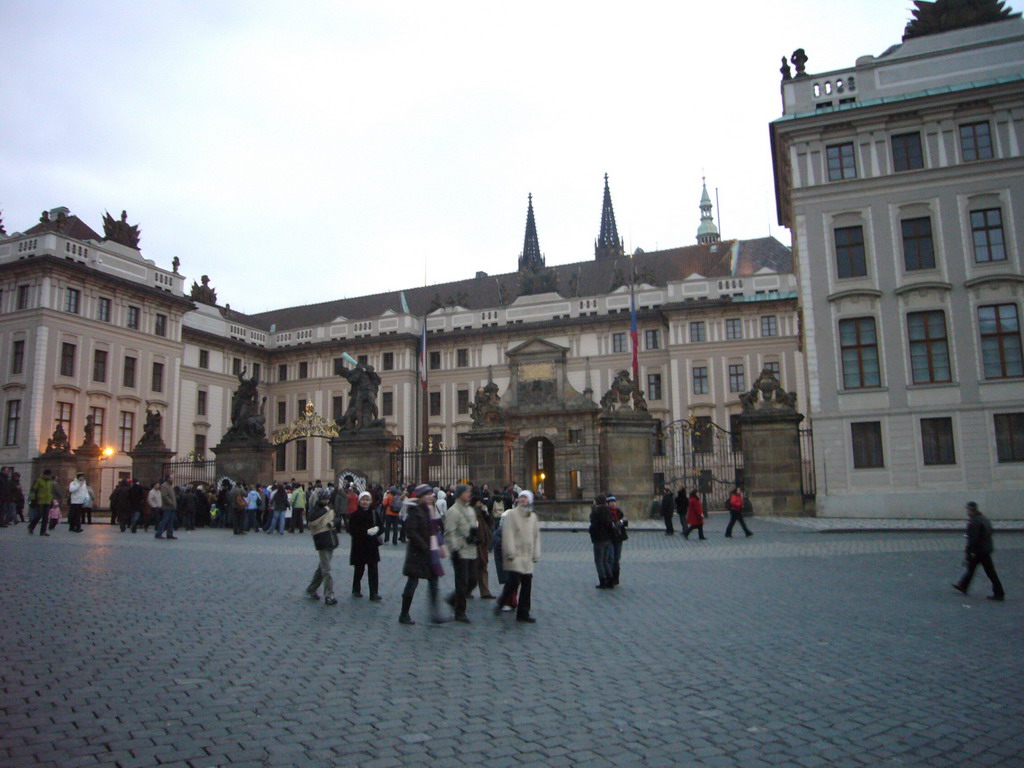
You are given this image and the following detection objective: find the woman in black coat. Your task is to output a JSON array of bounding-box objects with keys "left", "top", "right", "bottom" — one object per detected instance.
[
  {"left": 398, "top": 485, "right": 447, "bottom": 625},
  {"left": 675, "top": 487, "right": 688, "bottom": 533},
  {"left": 348, "top": 491, "right": 381, "bottom": 601}
]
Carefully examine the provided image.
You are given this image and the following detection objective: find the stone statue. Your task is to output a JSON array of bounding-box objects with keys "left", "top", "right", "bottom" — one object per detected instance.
[
  {"left": 600, "top": 370, "right": 648, "bottom": 414},
  {"left": 82, "top": 414, "right": 96, "bottom": 447},
  {"left": 190, "top": 275, "right": 218, "bottom": 305},
  {"left": 790, "top": 48, "right": 808, "bottom": 78},
  {"left": 336, "top": 362, "right": 384, "bottom": 430},
  {"left": 102, "top": 209, "right": 141, "bottom": 248},
  {"left": 172, "top": 256, "right": 180, "bottom": 273},
  {"left": 740, "top": 367, "right": 798, "bottom": 413},
  {"left": 470, "top": 380, "right": 506, "bottom": 426},
  {"left": 780, "top": 56, "right": 792, "bottom": 80},
  {"left": 45, "top": 423, "right": 72, "bottom": 455},
  {"left": 136, "top": 408, "right": 168, "bottom": 449},
  {"left": 224, "top": 367, "right": 268, "bottom": 441}
]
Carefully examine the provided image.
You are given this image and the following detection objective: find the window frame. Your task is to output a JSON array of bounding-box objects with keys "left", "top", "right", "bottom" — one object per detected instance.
[
  {"left": 198, "top": 349, "right": 209, "bottom": 369},
  {"left": 826, "top": 142, "right": 857, "bottom": 181},
  {"left": 725, "top": 319, "right": 742, "bottom": 340},
  {"left": 299, "top": 361, "right": 309, "bottom": 379},
  {"left": 851, "top": 421, "right": 884, "bottom": 469},
  {"left": 612, "top": 332, "right": 627, "bottom": 353},
  {"left": 644, "top": 329, "right": 660, "bottom": 350},
  {"left": 959, "top": 121, "right": 993, "bottom": 161},
  {"left": 151, "top": 361, "right": 164, "bottom": 393},
  {"left": 126, "top": 305, "right": 140, "bottom": 330},
  {"left": 728, "top": 363, "right": 745, "bottom": 393},
  {"left": 689, "top": 321, "right": 706, "bottom": 343},
  {"left": 382, "top": 391, "right": 394, "bottom": 417},
  {"left": 839, "top": 316, "right": 881, "bottom": 389},
  {"left": 97, "top": 297, "right": 112, "bottom": 323},
  {"left": 16, "top": 284, "right": 31, "bottom": 310},
  {"left": 920, "top": 417, "right": 956, "bottom": 466},
  {"left": 457, "top": 388, "right": 470, "bottom": 414},
  {"left": 429, "top": 351, "right": 441, "bottom": 370},
  {"left": 692, "top": 365, "right": 709, "bottom": 395},
  {"left": 429, "top": 391, "right": 441, "bottom": 416},
  {"left": 154, "top": 313, "right": 168, "bottom": 337},
  {"left": 118, "top": 411, "right": 134, "bottom": 453},
  {"left": 456, "top": 348, "right": 469, "bottom": 368},
  {"left": 64, "top": 288, "right": 81, "bottom": 314},
  {"left": 834, "top": 225, "right": 867, "bottom": 279},
  {"left": 122, "top": 356, "right": 137, "bottom": 388},
  {"left": 891, "top": 131, "right": 924, "bottom": 172},
  {"left": 647, "top": 373, "right": 662, "bottom": 401},
  {"left": 10, "top": 339, "right": 25, "bottom": 375},
  {"left": 382, "top": 352, "right": 395, "bottom": 371},
  {"left": 760, "top": 316, "right": 778, "bottom": 337},
  {"left": 900, "top": 216, "right": 936, "bottom": 271},
  {"left": 92, "top": 349, "right": 108, "bottom": 383},
  {"left": 978, "top": 304, "right": 1024, "bottom": 380},
  {"left": 60, "top": 342, "right": 76, "bottom": 377},
  {"left": 4, "top": 399, "right": 21, "bottom": 446},
  {"left": 970, "top": 208, "right": 1006, "bottom": 263},
  {"left": 197, "top": 389, "right": 207, "bottom": 416},
  {"left": 907, "top": 310, "right": 951, "bottom": 384},
  {"left": 994, "top": 413, "right": 1024, "bottom": 463}
]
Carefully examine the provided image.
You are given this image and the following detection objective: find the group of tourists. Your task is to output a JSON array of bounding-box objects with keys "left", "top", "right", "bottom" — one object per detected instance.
[{"left": 653, "top": 485, "right": 754, "bottom": 540}]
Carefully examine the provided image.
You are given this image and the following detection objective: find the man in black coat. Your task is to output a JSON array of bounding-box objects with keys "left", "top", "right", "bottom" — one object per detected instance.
[
  {"left": 953, "top": 501, "right": 1005, "bottom": 601},
  {"left": 660, "top": 487, "right": 676, "bottom": 535},
  {"left": 589, "top": 496, "right": 616, "bottom": 589}
]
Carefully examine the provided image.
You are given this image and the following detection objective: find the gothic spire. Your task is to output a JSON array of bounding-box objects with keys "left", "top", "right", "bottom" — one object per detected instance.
[
  {"left": 595, "top": 173, "right": 625, "bottom": 260},
  {"left": 518, "top": 193, "right": 545, "bottom": 272},
  {"left": 696, "top": 177, "right": 720, "bottom": 245}
]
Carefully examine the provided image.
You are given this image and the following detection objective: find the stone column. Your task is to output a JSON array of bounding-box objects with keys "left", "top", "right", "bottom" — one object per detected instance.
[
  {"left": 463, "top": 427, "right": 518, "bottom": 491},
  {"left": 211, "top": 439, "right": 275, "bottom": 487},
  {"left": 598, "top": 413, "right": 655, "bottom": 522},
  {"left": 129, "top": 445, "right": 176, "bottom": 488},
  {"left": 739, "top": 411, "right": 806, "bottom": 516},
  {"left": 330, "top": 429, "right": 403, "bottom": 488}
]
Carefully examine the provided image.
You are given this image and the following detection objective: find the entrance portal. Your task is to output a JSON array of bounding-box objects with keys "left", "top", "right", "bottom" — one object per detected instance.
[{"left": 525, "top": 436, "right": 556, "bottom": 500}]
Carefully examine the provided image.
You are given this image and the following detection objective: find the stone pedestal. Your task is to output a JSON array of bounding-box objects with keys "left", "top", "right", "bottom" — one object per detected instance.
[
  {"left": 598, "top": 412, "right": 655, "bottom": 522},
  {"left": 32, "top": 453, "right": 79, "bottom": 500},
  {"left": 129, "top": 445, "right": 176, "bottom": 488},
  {"left": 739, "top": 411, "right": 805, "bottom": 516},
  {"left": 330, "top": 429, "right": 403, "bottom": 488},
  {"left": 212, "top": 439, "right": 274, "bottom": 486},
  {"left": 464, "top": 427, "right": 518, "bottom": 491}
]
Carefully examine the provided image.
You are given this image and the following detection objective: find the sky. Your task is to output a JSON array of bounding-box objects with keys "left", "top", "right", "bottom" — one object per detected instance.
[{"left": 1, "top": 0, "right": 944, "bottom": 314}]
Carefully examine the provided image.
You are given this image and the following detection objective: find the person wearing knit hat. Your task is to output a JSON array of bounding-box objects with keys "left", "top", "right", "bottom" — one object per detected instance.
[
  {"left": 305, "top": 489, "right": 339, "bottom": 605},
  {"left": 398, "top": 485, "right": 449, "bottom": 624},
  {"left": 494, "top": 489, "right": 541, "bottom": 623},
  {"left": 349, "top": 491, "right": 382, "bottom": 601},
  {"left": 444, "top": 484, "right": 478, "bottom": 622}
]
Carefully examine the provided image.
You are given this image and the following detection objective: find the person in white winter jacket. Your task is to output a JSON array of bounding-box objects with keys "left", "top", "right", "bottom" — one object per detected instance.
[
  {"left": 67, "top": 473, "right": 89, "bottom": 533},
  {"left": 494, "top": 490, "right": 541, "bottom": 623}
]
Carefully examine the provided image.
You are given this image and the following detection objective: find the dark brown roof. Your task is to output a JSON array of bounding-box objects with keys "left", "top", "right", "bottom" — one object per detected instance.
[
  {"left": 237, "top": 237, "right": 792, "bottom": 332},
  {"left": 24, "top": 214, "right": 102, "bottom": 242}
]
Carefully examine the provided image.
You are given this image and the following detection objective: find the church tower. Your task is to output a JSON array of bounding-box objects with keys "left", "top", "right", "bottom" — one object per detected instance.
[
  {"left": 696, "top": 178, "right": 721, "bottom": 245},
  {"left": 518, "top": 193, "right": 545, "bottom": 272},
  {"left": 594, "top": 173, "right": 625, "bottom": 260}
]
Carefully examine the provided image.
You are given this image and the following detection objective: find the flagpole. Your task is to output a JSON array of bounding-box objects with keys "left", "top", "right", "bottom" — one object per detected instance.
[{"left": 629, "top": 252, "right": 639, "bottom": 384}]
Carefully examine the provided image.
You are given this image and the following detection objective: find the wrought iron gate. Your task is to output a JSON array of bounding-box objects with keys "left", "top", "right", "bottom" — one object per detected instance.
[
  {"left": 162, "top": 459, "right": 217, "bottom": 488},
  {"left": 653, "top": 419, "right": 743, "bottom": 511},
  {"left": 390, "top": 447, "right": 470, "bottom": 489}
]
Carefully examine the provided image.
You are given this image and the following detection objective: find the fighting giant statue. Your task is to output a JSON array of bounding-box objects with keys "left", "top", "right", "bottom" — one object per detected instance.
[
  {"left": 224, "top": 367, "right": 268, "bottom": 441},
  {"left": 336, "top": 362, "right": 385, "bottom": 430}
]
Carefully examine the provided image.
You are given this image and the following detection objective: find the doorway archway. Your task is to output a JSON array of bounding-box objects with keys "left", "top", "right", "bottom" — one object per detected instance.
[{"left": 524, "top": 436, "right": 556, "bottom": 500}]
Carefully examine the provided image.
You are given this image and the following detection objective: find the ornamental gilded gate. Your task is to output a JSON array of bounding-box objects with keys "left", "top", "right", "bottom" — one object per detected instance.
[{"left": 653, "top": 418, "right": 743, "bottom": 511}]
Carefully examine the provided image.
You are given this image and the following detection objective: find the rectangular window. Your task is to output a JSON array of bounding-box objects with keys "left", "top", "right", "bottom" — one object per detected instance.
[
  {"left": 333, "top": 358, "right": 344, "bottom": 376},
  {"left": 429, "top": 391, "right": 441, "bottom": 416},
  {"left": 568, "top": 429, "right": 583, "bottom": 445},
  {"left": 457, "top": 389, "right": 470, "bottom": 414},
  {"left": 122, "top": 356, "right": 137, "bottom": 388},
  {"left": 429, "top": 351, "right": 441, "bottom": 370},
  {"left": 826, "top": 142, "right": 857, "bottom": 181},
  {"left": 382, "top": 352, "right": 394, "bottom": 371},
  {"left": 761, "top": 316, "right": 778, "bottom": 337},
  {"left": 730, "top": 414, "right": 743, "bottom": 453},
  {"left": 252, "top": 363, "right": 261, "bottom": 381},
  {"left": 728, "top": 364, "right": 745, "bottom": 393},
  {"left": 725, "top": 319, "right": 742, "bottom": 339},
  {"left": 153, "top": 314, "right": 167, "bottom": 337},
  {"left": 901, "top": 217, "right": 935, "bottom": 271},
  {"left": 92, "top": 349, "right": 108, "bottom": 383},
  {"left": 299, "top": 361, "right": 309, "bottom": 379},
  {"left": 851, "top": 422, "right": 884, "bottom": 468},
  {"left": 644, "top": 330, "right": 660, "bottom": 350},
  {"left": 197, "top": 390, "right": 207, "bottom": 416},
  {"left": 11, "top": 340, "right": 25, "bottom": 375},
  {"left": 839, "top": 317, "right": 881, "bottom": 389},
  {"left": 97, "top": 297, "right": 111, "bottom": 322},
  {"left": 764, "top": 361, "right": 781, "bottom": 377},
  {"left": 118, "top": 411, "right": 134, "bottom": 452},
  {"left": 921, "top": 417, "right": 955, "bottom": 466},
  {"left": 891, "top": 132, "right": 924, "bottom": 172},
  {"left": 382, "top": 391, "right": 393, "bottom": 417},
  {"left": 278, "top": 400, "right": 288, "bottom": 425},
  {"left": 979, "top": 304, "right": 1024, "bottom": 379},
  {"left": 4, "top": 400, "right": 20, "bottom": 446},
  {"left": 60, "top": 342, "right": 76, "bottom": 377},
  {"left": 198, "top": 349, "right": 209, "bottom": 369},
  {"left": 17, "top": 285, "right": 30, "bottom": 310},
  {"left": 612, "top": 332, "right": 626, "bottom": 353},
  {"left": 692, "top": 416, "right": 713, "bottom": 453},
  {"left": 457, "top": 348, "right": 469, "bottom": 367},
  {"left": 298, "top": 398, "right": 307, "bottom": 416},
  {"left": 89, "top": 407, "right": 105, "bottom": 446},
  {"left": 908, "top": 311, "right": 951, "bottom": 384},
  {"left": 356, "top": 355, "right": 367, "bottom": 367},
  {"left": 232, "top": 358, "right": 242, "bottom": 375},
  {"left": 647, "top": 373, "right": 662, "bottom": 401},
  {"left": 331, "top": 396, "right": 343, "bottom": 423},
  {"left": 278, "top": 364, "right": 289, "bottom": 382},
  {"left": 295, "top": 440, "right": 307, "bottom": 472},
  {"left": 970, "top": 208, "right": 1006, "bottom": 263},
  {"left": 692, "top": 366, "right": 709, "bottom": 395},
  {"left": 835, "top": 226, "right": 867, "bottom": 278},
  {"left": 689, "top": 321, "right": 706, "bottom": 343},
  {"left": 994, "top": 413, "right": 1024, "bottom": 463},
  {"left": 960, "top": 121, "right": 993, "bottom": 161},
  {"left": 127, "top": 306, "right": 140, "bottom": 330},
  {"left": 194, "top": 433, "right": 207, "bottom": 459},
  {"left": 275, "top": 445, "right": 286, "bottom": 472},
  {"left": 64, "top": 288, "right": 80, "bottom": 314},
  {"left": 56, "top": 402, "right": 73, "bottom": 445},
  {"left": 152, "top": 362, "right": 164, "bottom": 393}
]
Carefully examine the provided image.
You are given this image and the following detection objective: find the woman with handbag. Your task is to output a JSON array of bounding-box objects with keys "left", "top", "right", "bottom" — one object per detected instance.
[
  {"left": 398, "top": 485, "right": 449, "bottom": 625},
  {"left": 305, "top": 490, "right": 339, "bottom": 605},
  {"left": 349, "top": 491, "right": 382, "bottom": 601}
]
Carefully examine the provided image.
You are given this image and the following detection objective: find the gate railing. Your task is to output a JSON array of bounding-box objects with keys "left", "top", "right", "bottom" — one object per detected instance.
[
  {"left": 390, "top": 447, "right": 470, "bottom": 490},
  {"left": 162, "top": 459, "right": 218, "bottom": 489},
  {"left": 799, "top": 427, "right": 816, "bottom": 498},
  {"left": 654, "top": 419, "right": 743, "bottom": 511}
]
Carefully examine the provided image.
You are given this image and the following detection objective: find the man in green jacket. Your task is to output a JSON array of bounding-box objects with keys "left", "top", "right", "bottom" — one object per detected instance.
[{"left": 28, "top": 469, "right": 59, "bottom": 536}]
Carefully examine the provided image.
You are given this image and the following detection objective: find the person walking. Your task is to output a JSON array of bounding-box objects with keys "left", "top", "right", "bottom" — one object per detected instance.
[
  {"left": 47, "top": 498, "right": 62, "bottom": 531},
  {"left": 675, "top": 486, "right": 688, "bottom": 532},
  {"left": 266, "top": 484, "right": 289, "bottom": 534},
  {"left": 349, "top": 491, "right": 382, "bottom": 600},
  {"left": 468, "top": 491, "right": 495, "bottom": 599},
  {"left": 589, "top": 495, "right": 616, "bottom": 589},
  {"left": 28, "top": 470, "right": 58, "bottom": 536},
  {"left": 180, "top": 485, "right": 198, "bottom": 531},
  {"left": 444, "top": 484, "right": 478, "bottom": 623},
  {"left": 382, "top": 486, "right": 402, "bottom": 544},
  {"left": 683, "top": 490, "right": 706, "bottom": 540},
  {"left": 725, "top": 487, "right": 752, "bottom": 538},
  {"left": 660, "top": 486, "right": 676, "bottom": 535},
  {"left": 398, "top": 485, "right": 449, "bottom": 625},
  {"left": 67, "top": 472, "right": 89, "bottom": 533},
  {"left": 953, "top": 501, "right": 1005, "bottom": 601},
  {"left": 154, "top": 475, "right": 178, "bottom": 540},
  {"left": 288, "top": 483, "right": 307, "bottom": 533},
  {"left": 607, "top": 495, "right": 627, "bottom": 587},
  {"left": 110, "top": 479, "right": 131, "bottom": 532},
  {"left": 305, "top": 490, "right": 339, "bottom": 605},
  {"left": 495, "top": 490, "right": 541, "bottom": 623},
  {"left": 145, "top": 482, "right": 162, "bottom": 532}
]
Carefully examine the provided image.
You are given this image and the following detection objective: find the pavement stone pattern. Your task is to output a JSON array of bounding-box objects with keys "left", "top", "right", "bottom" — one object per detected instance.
[{"left": 1, "top": 518, "right": 1021, "bottom": 768}]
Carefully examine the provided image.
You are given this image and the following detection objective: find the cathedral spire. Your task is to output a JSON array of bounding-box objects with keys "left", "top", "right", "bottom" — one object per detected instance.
[
  {"left": 595, "top": 173, "right": 625, "bottom": 260},
  {"left": 696, "top": 177, "right": 720, "bottom": 244},
  {"left": 519, "top": 193, "right": 545, "bottom": 272}
]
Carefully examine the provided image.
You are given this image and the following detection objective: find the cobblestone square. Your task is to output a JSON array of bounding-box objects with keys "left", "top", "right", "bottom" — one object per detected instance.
[{"left": 2, "top": 518, "right": 1021, "bottom": 767}]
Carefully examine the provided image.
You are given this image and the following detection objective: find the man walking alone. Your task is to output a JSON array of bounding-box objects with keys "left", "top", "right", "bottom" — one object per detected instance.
[{"left": 953, "top": 501, "right": 1005, "bottom": 601}]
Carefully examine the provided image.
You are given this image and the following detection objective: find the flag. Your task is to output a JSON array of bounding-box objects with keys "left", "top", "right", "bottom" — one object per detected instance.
[
  {"left": 400, "top": 291, "right": 410, "bottom": 315},
  {"left": 630, "top": 289, "right": 639, "bottom": 383},
  {"left": 419, "top": 321, "right": 428, "bottom": 391}
]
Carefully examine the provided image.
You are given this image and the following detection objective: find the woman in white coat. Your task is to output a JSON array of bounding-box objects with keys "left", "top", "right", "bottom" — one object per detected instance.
[{"left": 494, "top": 490, "right": 541, "bottom": 623}]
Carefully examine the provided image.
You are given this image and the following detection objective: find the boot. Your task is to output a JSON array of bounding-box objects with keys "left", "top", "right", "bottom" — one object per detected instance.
[
  {"left": 454, "top": 611, "right": 471, "bottom": 623},
  {"left": 398, "top": 595, "right": 415, "bottom": 625}
]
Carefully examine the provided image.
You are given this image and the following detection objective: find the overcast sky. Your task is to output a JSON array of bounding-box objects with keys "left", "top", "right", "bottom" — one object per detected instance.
[{"left": 2, "top": 1, "right": 946, "bottom": 313}]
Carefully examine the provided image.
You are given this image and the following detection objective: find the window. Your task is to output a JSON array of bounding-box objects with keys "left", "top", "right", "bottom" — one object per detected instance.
[
  {"left": 839, "top": 317, "right": 881, "bottom": 389},
  {"left": 689, "top": 321, "right": 706, "bottom": 343},
  {"left": 198, "top": 349, "right": 209, "bottom": 369},
  {"left": 960, "top": 121, "right": 993, "bottom": 161},
  {"left": 298, "top": 398, "right": 307, "bottom": 416},
  {"left": 232, "top": 358, "right": 242, "bottom": 376},
  {"left": 728, "top": 364, "right": 746, "bottom": 393},
  {"left": 4, "top": 400, "right": 20, "bottom": 446},
  {"left": 691, "top": 416, "right": 713, "bottom": 453},
  {"left": 654, "top": 420, "right": 665, "bottom": 457},
  {"left": 64, "top": 288, "right": 80, "bottom": 314},
  {"left": 11, "top": 340, "right": 25, "bottom": 375},
  {"left": 764, "top": 361, "right": 781, "bottom": 378},
  {"left": 994, "top": 413, "right": 1024, "bottom": 463},
  {"left": 692, "top": 366, "right": 709, "bottom": 395},
  {"left": 92, "top": 349, "right": 108, "bottom": 383},
  {"left": 252, "top": 363, "right": 261, "bottom": 381},
  {"left": 276, "top": 363, "right": 288, "bottom": 382},
  {"left": 970, "top": 209, "right": 1005, "bottom": 263},
  {"left": 568, "top": 429, "right": 583, "bottom": 445},
  {"left": 382, "top": 391, "right": 394, "bottom": 417},
  {"left": 457, "top": 348, "right": 469, "bottom": 367},
  {"left": 60, "top": 342, "right": 76, "bottom": 377},
  {"left": 901, "top": 217, "right": 935, "bottom": 271},
  {"left": 979, "top": 304, "right": 1023, "bottom": 379},
  {"left": 299, "top": 361, "right": 309, "bottom": 379},
  {"left": 357, "top": 355, "right": 367, "bottom": 367},
  {"left": 382, "top": 352, "right": 394, "bottom": 371},
  {"left": 834, "top": 226, "right": 867, "bottom": 278},
  {"left": 333, "top": 358, "right": 345, "bottom": 376},
  {"left": 730, "top": 414, "right": 743, "bottom": 453},
  {"left": 97, "top": 297, "right": 112, "bottom": 322},
  {"left": 921, "top": 417, "right": 955, "bottom": 466},
  {"left": 429, "top": 351, "right": 441, "bottom": 370},
  {"left": 123, "top": 356, "right": 137, "bottom": 388},
  {"left": 197, "top": 390, "right": 207, "bottom": 416},
  {"left": 152, "top": 362, "right": 164, "bottom": 393},
  {"left": 647, "top": 373, "right": 662, "bottom": 401},
  {"left": 908, "top": 311, "right": 951, "bottom": 384},
  {"left": 127, "top": 306, "right": 140, "bottom": 330},
  {"left": 331, "top": 396, "right": 343, "bottom": 423},
  {"left": 89, "top": 407, "right": 105, "bottom": 446},
  {"left": 275, "top": 445, "right": 286, "bottom": 472},
  {"left": 725, "top": 319, "right": 742, "bottom": 340},
  {"left": 154, "top": 313, "right": 167, "bottom": 337},
  {"left": 891, "top": 132, "right": 924, "bottom": 172},
  {"left": 296, "top": 440, "right": 308, "bottom": 471},
  {"left": 16, "top": 285, "right": 30, "bottom": 310},
  {"left": 612, "top": 332, "right": 626, "bottom": 353},
  {"left": 826, "top": 142, "right": 857, "bottom": 181},
  {"left": 761, "top": 316, "right": 778, "bottom": 337},
  {"left": 278, "top": 401, "right": 288, "bottom": 425},
  {"left": 194, "top": 434, "right": 207, "bottom": 459},
  {"left": 644, "top": 330, "right": 660, "bottom": 350},
  {"left": 429, "top": 391, "right": 441, "bottom": 416},
  {"left": 56, "top": 402, "right": 73, "bottom": 445},
  {"left": 457, "top": 389, "right": 470, "bottom": 414},
  {"left": 851, "top": 422, "right": 884, "bottom": 468},
  {"left": 118, "top": 411, "right": 134, "bottom": 452}
]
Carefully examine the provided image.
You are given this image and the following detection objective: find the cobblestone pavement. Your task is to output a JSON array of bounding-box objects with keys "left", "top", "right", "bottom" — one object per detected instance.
[{"left": 2, "top": 519, "right": 1021, "bottom": 768}]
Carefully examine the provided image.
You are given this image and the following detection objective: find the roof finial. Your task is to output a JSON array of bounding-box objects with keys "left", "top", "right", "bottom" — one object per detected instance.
[
  {"left": 696, "top": 176, "right": 720, "bottom": 245},
  {"left": 518, "top": 193, "right": 544, "bottom": 272},
  {"left": 595, "top": 173, "right": 625, "bottom": 261}
]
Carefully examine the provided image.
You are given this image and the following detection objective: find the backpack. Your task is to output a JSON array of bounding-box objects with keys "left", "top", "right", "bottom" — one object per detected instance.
[
  {"left": 389, "top": 494, "right": 402, "bottom": 514},
  {"left": 234, "top": 493, "right": 247, "bottom": 511}
]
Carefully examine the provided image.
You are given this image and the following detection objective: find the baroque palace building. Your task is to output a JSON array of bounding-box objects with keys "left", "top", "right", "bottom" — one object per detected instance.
[{"left": 0, "top": 178, "right": 803, "bottom": 503}]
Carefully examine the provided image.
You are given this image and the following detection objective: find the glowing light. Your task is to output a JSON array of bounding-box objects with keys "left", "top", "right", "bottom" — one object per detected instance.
[{"left": 101, "top": 446, "right": 116, "bottom": 459}]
